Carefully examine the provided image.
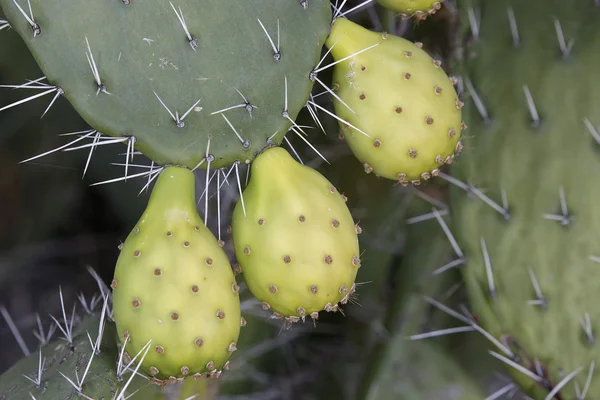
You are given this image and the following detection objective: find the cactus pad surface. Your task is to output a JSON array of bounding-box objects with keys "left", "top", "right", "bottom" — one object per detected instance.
[
  {"left": 0, "top": 315, "right": 158, "bottom": 399},
  {"left": 453, "top": 0, "right": 600, "bottom": 397},
  {"left": 0, "top": 0, "right": 332, "bottom": 169},
  {"left": 112, "top": 166, "right": 241, "bottom": 381}
]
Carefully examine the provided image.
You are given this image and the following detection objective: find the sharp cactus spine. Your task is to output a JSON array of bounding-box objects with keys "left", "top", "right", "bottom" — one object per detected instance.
[
  {"left": 112, "top": 166, "right": 241, "bottom": 381},
  {"left": 324, "top": 18, "right": 463, "bottom": 186},
  {"left": 231, "top": 146, "right": 361, "bottom": 327},
  {"left": 0, "top": 0, "right": 332, "bottom": 169}
]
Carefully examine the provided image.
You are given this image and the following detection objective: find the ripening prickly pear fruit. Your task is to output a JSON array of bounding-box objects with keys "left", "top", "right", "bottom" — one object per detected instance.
[
  {"left": 231, "top": 147, "right": 361, "bottom": 326},
  {"left": 376, "top": 0, "right": 443, "bottom": 20},
  {"left": 325, "top": 18, "right": 463, "bottom": 186},
  {"left": 112, "top": 166, "right": 241, "bottom": 382}
]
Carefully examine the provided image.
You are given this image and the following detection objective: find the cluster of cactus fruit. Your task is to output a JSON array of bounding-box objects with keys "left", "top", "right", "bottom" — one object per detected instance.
[
  {"left": 5, "top": 0, "right": 600, "bottom": 398},
  {"left": 0, "top": 0, "right": 464, "bottom": 390}
]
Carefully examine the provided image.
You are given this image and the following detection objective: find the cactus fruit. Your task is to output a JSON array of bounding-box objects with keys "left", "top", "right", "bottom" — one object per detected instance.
[
  {"left": 376, "top": 0, "right": 444, "bottom": 20},
  {"left": 112, "top": 166, "right": 241, "bottom": 382},
  {"left": 231, "top": 146, "right": 360, "bottom": 327},
  {"left": 324, "top": 18, "right": 463, "bottom": 186},
  {"left": 0, "top": 314, "right": 159, "bottom": 399},
  {"left": 452, "top": 0, "right": 600, "bottom": 397},
  {"left": 0, "top": 0, "right": 332, "bottom": 169}
]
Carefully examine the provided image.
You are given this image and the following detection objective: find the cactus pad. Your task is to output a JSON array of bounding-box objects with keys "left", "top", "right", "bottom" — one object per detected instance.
[
  {"left": 0, "top": 315, "right": 158, "bottom": 399},
  {"left": 0, "top": 0, "right": 332, "bottom": 169},
  {"left": 325, "top": 18, "right": 463, "bottom": 185},
  {"left": 453, "top": 0, "right": 600, "bottom": 397},
  {"left": 112, "top": 166, "right": 241, "bottom": 381},
  {"left": 376, "top": 0, "right": 444, "bottom": 19},
  {"left": 231, "top": 146, "right": 360, "bottom": 326}
]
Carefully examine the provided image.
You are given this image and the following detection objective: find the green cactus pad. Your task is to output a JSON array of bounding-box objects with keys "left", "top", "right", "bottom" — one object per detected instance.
[
  {"left": 0, "top": 0, "right": 332, "bottom": 169},
  {"left": 325, "top": 18, "right": 463, "bottom": 185},
  {"left": 453, "top": 0, "right": 600, "bottom": 397},
  {"left": 112, "top": 166, "right": 241, "bottom": 381},
  {"left": 376, "top": 0, "right": 444, "bottom": 19},
  {"left": 0, "top": 315, "right": 159, "bottom": 400},
  {"left": 231, "top": 146, "right": 360, "bottom": 326}
]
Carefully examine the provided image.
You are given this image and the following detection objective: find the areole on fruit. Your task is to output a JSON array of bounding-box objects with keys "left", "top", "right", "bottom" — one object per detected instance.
[
  {"left": 325, "top": 17, "right": 463, "bottom": 185},
  {"left": 112, "top": 166, "right": 241, "bottom": 381},
  {"left": 231, "top": 146, "right": 361, "bottom": 327}
]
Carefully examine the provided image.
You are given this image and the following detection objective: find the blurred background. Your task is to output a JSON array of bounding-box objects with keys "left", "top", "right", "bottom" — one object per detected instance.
[{"left": 0, "top": 1, "right": 519, "bottom": 399}]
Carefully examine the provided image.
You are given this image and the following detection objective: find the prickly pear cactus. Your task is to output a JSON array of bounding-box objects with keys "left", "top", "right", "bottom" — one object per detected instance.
[
  {"left": 325, "top": 18, "right": 463, "bottom": 186},
  {"left": 363, "top": 198, "right": 488, "bottom": 400},
  {"left": 453, "top": 0, "right": 600, "bottom": 397},
  {"left": 231, "top": 146, "right": 361, "bottom": 327},
  {"left": 112, "top": 166, "right": 241, "bottom": 382},
  {"left": 376, "top": 0, "right": 444, "bottom": 20},
  {"left": 0, "top": 0, "right": 331, "bottom": 168},
  {"left": 0, "top": 315, "right": 159, "bottom": 399}
]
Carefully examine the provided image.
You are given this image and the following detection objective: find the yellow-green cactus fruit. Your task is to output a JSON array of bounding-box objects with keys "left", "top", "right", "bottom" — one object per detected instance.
[
  {"left": 377, "top": 0, "right": 444, "bottom": 20},
  {"left": 325, "top": 18, "right": 463, "bottom": 185},
  {"left": 231, "top": 147, "right": 361, "bottom": 327},
  {"left": 112, "top": 166, "right": 241, "bottom": 382}
]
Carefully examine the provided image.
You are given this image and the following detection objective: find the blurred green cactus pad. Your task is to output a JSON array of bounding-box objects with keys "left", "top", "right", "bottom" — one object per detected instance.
[
  {"left": 0, "top": 0, "right": 332, "bottom": 169},
  {"left": 452, "top": 0, "right": 600, "bottom": 397}
]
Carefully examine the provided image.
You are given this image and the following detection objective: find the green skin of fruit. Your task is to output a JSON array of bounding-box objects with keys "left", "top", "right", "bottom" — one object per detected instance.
[
  {"left": 325, "top": 18, "right": 462, "bottom": 184},
  {"left": 112, "top": 166, "right": 241, "bottom": 381},
  {"left": 453, "top": 0, "right": 600, "bottom": 397},
  {"left": 231, "top": 146, "right": 361, "bottom": 320},
  {"left": 376, "top": 0, "right": 443, "bottom": 16},
  {"left": 0, "top": 0, "right": 331, "bottom": 169}
]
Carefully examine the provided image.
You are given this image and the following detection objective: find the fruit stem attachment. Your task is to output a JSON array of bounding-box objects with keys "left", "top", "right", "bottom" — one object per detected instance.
[
  {"left": 145, "top": 166, "right": 197, "bottom": 219},
  {"left": 177, "top": 377, "right": 210, "bottom": 399}
]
